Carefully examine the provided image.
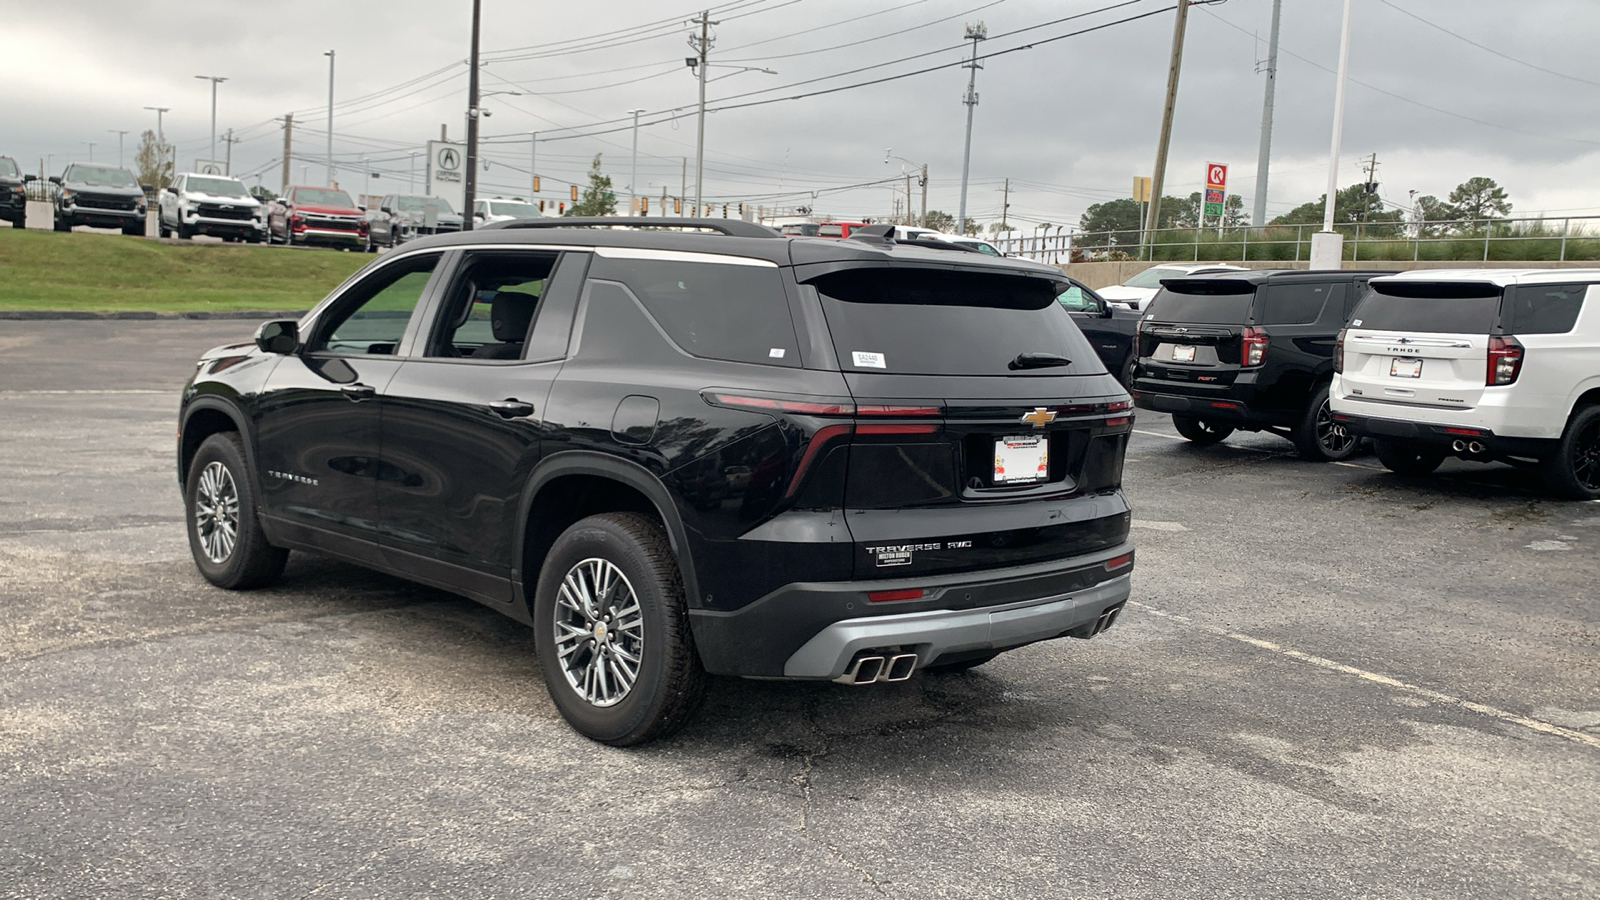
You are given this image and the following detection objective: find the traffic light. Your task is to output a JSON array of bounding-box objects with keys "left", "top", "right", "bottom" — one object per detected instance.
[
  {"left": 570, "top": 184, "right": 579, "bottom": 202},
  {"left": 640, "top": 196, "right": 648, "bottom": 214},
  {"left": 538, "top": 200, "right": 545, "bottom": 212},
  {"left": 558, "top": 201, "right": 565, "bottom": 214},
  {"left": 673, "top": 197, "right": 681, "bottom": 214},
  {"left": 532, "top": 176, "right": 540, "bottom": 192},
  {"left": 721, "top": 204, "right": 728, "bottom": 218}
]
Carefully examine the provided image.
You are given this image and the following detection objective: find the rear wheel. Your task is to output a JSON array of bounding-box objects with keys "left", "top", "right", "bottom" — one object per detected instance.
[
  {"left": 1373, "top": 438, "right": 1446, "bottom": 476},
  {"left": 1293, "top": 383, "right": 1359, "bottom": 462},
  {"left": 532, "top": 512, "right": 708, "bottom": 746},
  {"left": 1172, "top": 414, "right": 1234, "bottom": 445},
  {"left": 184, "top": 433, "right": 288, "bottom": 589},
  {"left": 1541, "top": 406, "right": 1600, "bottom": 500}
]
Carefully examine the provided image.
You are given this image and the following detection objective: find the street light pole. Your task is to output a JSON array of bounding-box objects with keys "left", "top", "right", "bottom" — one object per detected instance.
[
  {"left": 144, "top": 106, "right": 171, "bottom": 185},
  {"left": 462, "top": 0, "right": 482, "bottom": 231},
  {"left": 628, "top": 109, "right": 644, "bottom": 215},
  {"left": 324, "top": 50, "right": 336, "bottom": 185},
  {"left": 108, "top": 130, "right": 129, "bottom": 168},
  {"left": 84, "top": 141, "right": 96, "bottom": 163},
  {"left": 1311, "top": 0, "right": 1354, "bottom": 270},
  {"left": 194, "top": 75, "right": 228, "bottom": 162},
  {"left": 956, "top": 22, "right": 987, "bottom": 236}
]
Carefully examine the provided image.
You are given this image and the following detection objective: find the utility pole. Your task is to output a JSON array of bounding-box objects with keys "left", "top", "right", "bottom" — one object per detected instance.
[
  {"left": 224, "top": 129, "right": 240, "bottom": 175},
  {"left": 904, "top": 172, "right": 913, "bottom": 225},
  {"left": 108, "top": 130, "right": 129, "bottom": 168},
  {"left": 324, "top": 50, "right": 336, "bottom": 185},
  {"left": 194, "top": 75, "right": 227, "bottom": 163},
  {"left": 628, "top": 109, "right": 644, "bottom": 215},
  {"left": 1144, "top": 0, "right": 1190, "bottom": 242},
  {"left": 1001, "top": 177, "right": 1010, "bottom": 230},
  {"left": 462, "top": 0, "right": 482, "bottom": 231},
  {"left": 529, "top": 132, "right": 537, "bottom": 201},
  {"left": 1311, "top": 0, "right": 1354, "bottom": 270},
  {"left": 410, "top": 150, "right": 417, "bottom": 192},
  {"left": 956, "top": 22, "right": 987, "bottom": 235},
  {"left": 1252, "top": 0, "right": 1282, "bottom": 226},
  {"left": 279, "top": 114, "right": 293, "bottom": 191},
  {"left": 919, "top": 163, "right": 927, "bottom": 227},
  {"left": 1360, "top": 152, "right": 1379, "bottom": 224},
  {"left": 689, "top": 11, "right": 716, "bottom": 214},
  {"left": 681, "top": 157, "right": 687, "bottom": 212},
  {"left": 84, "top": 141, "right": 96, "bottom": 163}
]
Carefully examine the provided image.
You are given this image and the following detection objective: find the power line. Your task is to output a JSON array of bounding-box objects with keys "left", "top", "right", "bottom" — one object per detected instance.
[
  {"left": 1377, "top": 0, "right": 1600, "bottom": 88},
  {"left": 719, "top": 0, "right": 1010, "bottom": 63}
]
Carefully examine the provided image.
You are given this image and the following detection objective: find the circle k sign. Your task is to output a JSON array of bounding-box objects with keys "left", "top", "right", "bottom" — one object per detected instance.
[{"left": 1206, "top": 163, "right": 1228, "bottom": 189}]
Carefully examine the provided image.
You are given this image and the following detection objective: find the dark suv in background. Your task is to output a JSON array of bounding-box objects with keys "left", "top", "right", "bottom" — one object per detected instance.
[
  {"left": 176, "top": 219, "right": 1137, "bottom": 744},
  {"left": 1131, "top": 269, "right": 1393, "bottom": 461},
  {"left": 0, "top": 156, "right": 30, "bottom": 227},
  {"left": 51, "top": 163, "right": 150, "bottom": 235}
]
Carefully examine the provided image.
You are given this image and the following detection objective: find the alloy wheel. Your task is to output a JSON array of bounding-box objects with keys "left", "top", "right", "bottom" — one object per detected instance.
[
  {"left": 1316, "top": 400, "right": 1356, "bottom": 455},
  {"left": 193, "top": 461, "right": 240, "bottom": 563},
  {"left": 1573, "top": 418, "right": 1600, "bottom": 491},
  {"left": 553, "top": 558, "right": 646, "bottom": 708}
]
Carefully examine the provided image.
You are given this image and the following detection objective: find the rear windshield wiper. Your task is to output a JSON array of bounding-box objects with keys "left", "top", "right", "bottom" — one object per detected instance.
[{"left": 1009, "top": 352, "right": 1071, "bottom": 370}]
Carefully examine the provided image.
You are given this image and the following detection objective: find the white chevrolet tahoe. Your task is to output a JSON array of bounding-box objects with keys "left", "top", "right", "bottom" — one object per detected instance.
[
  {"left": 1330, "top": 269, "right": 1600, "bottom": 499},
  {"left": 158, "top": 173, "right": 267, "bottom": 243}
]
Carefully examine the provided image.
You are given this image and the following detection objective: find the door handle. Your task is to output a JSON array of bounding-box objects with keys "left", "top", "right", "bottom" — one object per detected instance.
[
  {"left": 341, "top": 383, "right": 376, "bottom": 401},
  {"left": 489, "top": 399, "right": 535, "bottom": 418}
]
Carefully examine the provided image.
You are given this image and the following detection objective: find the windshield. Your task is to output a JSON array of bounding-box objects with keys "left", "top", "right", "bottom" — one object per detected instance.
[
  {"left": 1124, "top": 266, "right": 1187, "bottom": 289},
  {"left": 487, "top": 201, "right": 540, "bottom": 217},
  {"left": 954, "top": 240, "right": 1001, "bottom": 257},
  {"left": 292, "top": 188, "right": 355, "bottom": 206},
  {"left": 186, "top": 176, "right": 249, "bottom": 198},
  {"left": 811, "top": 268, "right": 1100, "bottom": 376},
  {"left": 0, "top": 158, "right": 18, "bottom": 177},
  {"left": 397, "top": 195, "right": 456, "bottom": 214},
  {"left": 65, "top": 165, "right": 137, "bottom": 187}
]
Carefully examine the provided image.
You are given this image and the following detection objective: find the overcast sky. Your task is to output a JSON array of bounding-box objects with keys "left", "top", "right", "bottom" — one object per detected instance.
[{"left": 6, "top": 0, "right": 1598, "bottom": 229}]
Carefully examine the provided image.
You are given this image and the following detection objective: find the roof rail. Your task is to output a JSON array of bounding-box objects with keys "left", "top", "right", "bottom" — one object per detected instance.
[
  {"left": 480, "top": 216, "right": 779, "bottom": 239},
  {"left": 847, "top": 223, "right": 982, "bottom": 253}
]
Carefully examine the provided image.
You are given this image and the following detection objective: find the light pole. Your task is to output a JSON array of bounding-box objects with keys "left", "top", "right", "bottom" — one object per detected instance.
[
  {"left": 956, "top": 22, "right": 987, "bottom": 235},
  {"left": 463, "top": 0, "right": 482, "bottom": 231},
  {"left": 363, "top": 158, "right": 371, "bottom": 204},
  {"left": 83, "top": 141, "right": 96, "bottom": 163},
  {"left": 144, "top": 106, "right": 171, "bottom": 184},
  {"left": 194, "top": 75, "right": 228, "bottom": 162},
  {"left": 1311, "top": 0, "right": 1354, "bottom": 270},
  {"left": 324, "top": 51, "right": 336, "bottom": 185},
  {"left": 628, "top": 109, "right": 645, "bottom": 215},
  {"left": 528, "top": 132, "right": 537, "bottom": 204},
  {"left": 886, "top": 150, "right": 928, "bottom": 228},
  {"left": 410, "top": 151, "right": 418, "bottom": 192},
  {"left": 107, "top": 130, "right": 129, "bottom": 168}
]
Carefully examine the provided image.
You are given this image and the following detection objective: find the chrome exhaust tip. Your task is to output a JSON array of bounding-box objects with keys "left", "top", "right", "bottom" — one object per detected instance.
[
  {"left": 883, "top": 653, "right": 918, "bottom": 682},
  {"left": 1468, "top": 441, "right": 1486, "bottom": 454},
  {"left": 835, "top": 655, "right": 886, "bottom": 685},
  {"left": 1452, "top": 439, "right": 1467, "bottom": 452}
]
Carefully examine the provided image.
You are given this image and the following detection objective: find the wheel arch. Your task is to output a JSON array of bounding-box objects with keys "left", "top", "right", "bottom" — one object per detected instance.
[
  {"left": 514, "top": 451, "right": 701, "bottom": 613},
  {"left": 179, "top": 397, "right": 255, "bottom": 486}
]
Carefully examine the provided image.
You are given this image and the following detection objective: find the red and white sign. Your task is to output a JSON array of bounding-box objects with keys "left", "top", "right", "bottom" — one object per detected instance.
[{"left": 1206, "top": 163, "right": 1228, "bottom": 190}]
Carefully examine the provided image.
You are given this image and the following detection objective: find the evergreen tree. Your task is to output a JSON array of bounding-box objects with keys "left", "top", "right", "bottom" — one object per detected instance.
[{"left": 567, "top": 154, "right": 616, "bottom": 216}]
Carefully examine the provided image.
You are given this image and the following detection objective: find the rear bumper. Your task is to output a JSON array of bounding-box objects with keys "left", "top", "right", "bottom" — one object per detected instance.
[
  {"left": 1131, "top": 381, "right": 1292, "bottom": 426},
  {"left": 1332, "top": 411, "right": 1555, "bottom": 458},
  {"left": 689, "top": 542, "right": 1134, "bottom": 679}
]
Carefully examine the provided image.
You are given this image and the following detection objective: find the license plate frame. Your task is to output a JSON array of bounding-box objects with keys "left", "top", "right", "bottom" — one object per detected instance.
[
  {"left": 994, "top": 435, "right": 1049, "bottom": 485},
  {"left": 1390, "top": 357, "right": 1423, "bottom": 378},
  {"left": 1171, "top": 344, "right": 1197, "bottom": 363}
]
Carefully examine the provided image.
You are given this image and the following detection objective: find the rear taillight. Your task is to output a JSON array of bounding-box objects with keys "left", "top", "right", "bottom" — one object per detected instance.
[
  {"left": 1241, "top": 326, "right": 1268, "bottom": 367},
  {"left": 706, "top": 393, "right": 854, "bottom": 416},
  {"left": 1487, "top": 335, "right": 1523, "bottom": 386},
  {"left": 1333, "top": 328, "right": 1346, "bottom": 374}
]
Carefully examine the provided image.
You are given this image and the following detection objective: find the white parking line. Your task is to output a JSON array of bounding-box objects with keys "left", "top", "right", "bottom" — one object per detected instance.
[
  {"left": 0, "top": 389, "right": 171, "bottom": 395},
  {"left": 1135, "top": 602, "right": 1600, "bottom": 751},
  {"left": 1134, "top": 429, "right": 1183, "bottom": 441}
]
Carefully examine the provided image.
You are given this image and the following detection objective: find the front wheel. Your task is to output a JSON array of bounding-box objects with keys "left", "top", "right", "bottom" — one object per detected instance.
[
  {"left": 122, "top": 221, "right": 143, "bottom": 236},
  {"left": 53, "top": 214, "right": 70, "bottom": 232},
  {"left": 1172, "top": 414, "right": 1235, "bottom": 445},
  {"left": 1372, "top": 438, "right": 1446, "bottom": 476},
  {"left": 184, "top": 433, "right": 288, "bottom": 589},
  {"left": 1293, "top": 383, "right": 1359, "bottom": 462},
  {"left": 1541, "top": 405, "right": 1600, "bottom": 500},
  {"left": 533, "top": 512, "right": 708, "bottom": 746}
]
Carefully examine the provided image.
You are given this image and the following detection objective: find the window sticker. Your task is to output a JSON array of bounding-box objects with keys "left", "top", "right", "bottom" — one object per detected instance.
[
  {"left": 1351, "top": 319, "right": 1362, "bottom": 326},
  {"left": 851, "top": 351, "right": 886, "bottom": 369},
  {"left": 768, "top": 348, "right": 786, "bottom": 359}
]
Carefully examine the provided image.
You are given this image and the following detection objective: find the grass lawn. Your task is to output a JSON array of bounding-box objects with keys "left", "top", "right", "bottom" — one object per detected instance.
[{"left": 0, "top": 227, "right": 371, "bottom": 311}]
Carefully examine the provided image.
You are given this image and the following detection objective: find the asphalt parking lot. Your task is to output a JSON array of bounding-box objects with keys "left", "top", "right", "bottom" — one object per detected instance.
[{"left": 2, "top": 320, "right": 1597, "bottom": 899}]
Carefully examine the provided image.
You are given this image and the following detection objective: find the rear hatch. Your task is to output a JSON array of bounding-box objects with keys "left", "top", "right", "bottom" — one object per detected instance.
[
  {"left": 800, "top": 265, "right": 1132, "bottom": 580},
  {"left": 1136, "top": 278, "right": 1257, "bottom": 388},
  {"left": 1339, "top": 281, "right": 1500, "bottom": 411}
]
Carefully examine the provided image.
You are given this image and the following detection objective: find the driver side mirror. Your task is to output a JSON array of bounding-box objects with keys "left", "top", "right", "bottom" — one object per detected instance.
[
  {"left": 380, "top": 206, "right": 391, "bottom": 214},
  {"left": 255, "top": 320, "right": 299, "bottom": 355},
  {"left": 48, "top": 176, "right": 61, "bottom": 185},
  {"left": 141, "top": 183, "right": 154, "bottom": 193},
  {"left": 22, "top": 174, "right": 36, "bottom": 183}
]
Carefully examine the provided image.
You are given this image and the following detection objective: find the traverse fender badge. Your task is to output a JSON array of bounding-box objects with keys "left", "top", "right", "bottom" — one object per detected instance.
[{"left": 1021, "top": 408, "right": 1056, "bottom": 428}]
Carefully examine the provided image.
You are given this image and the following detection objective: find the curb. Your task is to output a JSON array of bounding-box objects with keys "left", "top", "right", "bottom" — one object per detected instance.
[{"left": 0, "top": 310, "right": 309, "bottom": 321}]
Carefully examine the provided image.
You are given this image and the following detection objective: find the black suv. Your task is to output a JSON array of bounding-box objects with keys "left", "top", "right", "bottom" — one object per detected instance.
[
  {"left": 177, "top": 219, "right": 1136, "bottom": 744},
  {"left": 1130, "top": 269, "right": 1393, "bottom": 461},
  {"left": 51, "top": 163, "right": 150, "bottom": 235},
  {"left": 0, "top": 156, "right": 30, "bottom": 226}
]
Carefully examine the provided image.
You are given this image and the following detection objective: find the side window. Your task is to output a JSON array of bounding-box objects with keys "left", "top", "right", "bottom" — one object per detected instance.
[
  {"left": 819, "top": 224, "right": 843, "bottom": 237},
  {"left": 606, "top": 257, "right": 800, "bottom": 367},
  {"left": 172, "top": 175, "right": 185, "bottom": 192},
  {"left": 1259, "top": 283, "right": 1336, "bottom": 326},
  {"left": 1501, "top": 283, "right": 1588, "bottom": 335},
  {"left": 426, "top": 250, "right": 561, "bottom": 360},
  {"left": 1057, "top": 284, "right": 1094, "bottom": 312},
  {"left": 313, "top": 253, "right": 441, "bottom": 355}
]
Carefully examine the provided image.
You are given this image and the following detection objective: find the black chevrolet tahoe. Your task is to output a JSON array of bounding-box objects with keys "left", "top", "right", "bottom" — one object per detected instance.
[
  {"left": 1130, "top": 269, "right": 1393, "bottom": 461},
  {"left": 177, "top": 219, "right": 1136, "bottom": 744}
]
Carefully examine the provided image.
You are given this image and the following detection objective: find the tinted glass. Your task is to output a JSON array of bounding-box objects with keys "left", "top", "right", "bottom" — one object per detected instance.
[
  {"left": 812, "top": 268, "right": 1099, "bottom": 377},
  {"left": 1351, "top": 287, "right": 1501, "bottom": 334},
  {"left": 186, "top": 176, "right": 248, "bottom": 197},
  {"left": 1145, "top": 287, "right": 1253, "bottom": 325},
  {"left": 293, "top": 188, "right": 355, "bottom": 206},
  {"left": 429, "top": 251, "right": 559, "bottom": 357},
  {"left": 609, "top": 258, "right": 800, "bottom": 367},
  {"left": 1501, "top": 283, "right": 1588, "bottom": 335},
  {"left": 66, "top": 165, "right": 137, "bottom": 187},
  {"left": 397, "top": 195, "right": 455, "bottom": 214},
  {"left": 818, "top": 224, "right": 843, "bottom": 237},
  {"left": 317, "top": 255, "right": 439, "bottom": 354},
  {"left": 1124, "top": 266, "right": 1187, "bottom": 288},
  {"left": 0, "top": 158, "right": 18, "bottom": 177},
  {"left": 488, "top": 201, "right": 541, "bottom": 217},
  {"left": 1259, "top": 283, "right": 1334, "bottom": 326}
]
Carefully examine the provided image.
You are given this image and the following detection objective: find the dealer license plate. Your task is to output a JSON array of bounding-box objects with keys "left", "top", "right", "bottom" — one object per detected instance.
[
  {"left": 1172, "top": 345, "right": 1196, "bottom": 362},
  {"left": 1390, "top": 358, "right": 1423, "bottom": 378},
  {"left": 994, "top": 435, "right": 1049, "bottom": 484}
]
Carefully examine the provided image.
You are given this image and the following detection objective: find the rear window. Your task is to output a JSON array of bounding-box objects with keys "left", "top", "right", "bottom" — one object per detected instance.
[
  {"left": 818, "top": 224, "right": 843, "bottom": 237},
  {"left": 1145, "top": 283, "right": 1254, "bottom": 325},
  {"left": 607, "top": 258, "right": 800, "bottom": 367},
  {"left": 1259, "top": 283, "right": 1337, "bottom": 326},
  {"left": 810, "top": 268, "right": 1099, "bottom": 376},
  {"left": 1501, "top": 283, "right": 1588, "bottom": 335},
  {"left": 1352, "top": 283, "right": 1502, "bottom": 334}
]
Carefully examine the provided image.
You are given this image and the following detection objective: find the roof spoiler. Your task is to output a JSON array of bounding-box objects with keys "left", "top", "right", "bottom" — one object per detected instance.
[{"left": 480, "top": 216, "right": 779, "bottom": 239}]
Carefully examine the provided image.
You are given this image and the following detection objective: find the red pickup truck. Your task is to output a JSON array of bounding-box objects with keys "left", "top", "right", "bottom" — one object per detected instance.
[{"left": 268, "top": 185, "right": 368, "bottom": 249}]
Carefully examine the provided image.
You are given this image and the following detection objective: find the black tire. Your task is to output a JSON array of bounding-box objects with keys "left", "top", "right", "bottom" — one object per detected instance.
[
  {"left": 53, "top": 214, "right": 70, "bottom": 232},
  {"left": 247, "top": 233, "right": 262, "bottom": 244},
  {"left": 284, "top": 223, "right": 295, "bottom": 246},
  {"left": 1292, "top": 382, "right": 1359, "bottom": 462},
  {"left": 184, "top": 433, "right": 288, "bottom": 589},
  {"left": 177, "top": 222, "right": 193, "bottom": 240},
  {"left": 1172, "top": 414, "right": 1235, "bottom": 445},
  {"left": 1118, "top": 353, "right": 1137, "bottom": 388},
  {"left": 158, "top": 218, "right": 171, "bottom": 238},
  {"left": 1372, "top": 438, "right": 1446, "bottom": 476},
  {"left": 532, "top": 512, "right": 708, "bottom": 746},
  {"left": 1541, "top": 405, "right": 1600, "bottom": 501},
  {"left": 122, "top": 221, "right": 143, "bottom": 236},
  {"left": 926, "top": 651, "right": 999, "bottom": 674}
]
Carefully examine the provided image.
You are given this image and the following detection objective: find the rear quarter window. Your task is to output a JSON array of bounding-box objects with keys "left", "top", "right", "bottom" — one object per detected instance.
[
  {"left": 1259, "top": 283, "right": 1338, "bottom": 326},
  {"left": 1501, "top": 283, "right": 1589, "bottom": 335},
  {"left": 604, "top": 257, "right": 800, "bottom": 367}
]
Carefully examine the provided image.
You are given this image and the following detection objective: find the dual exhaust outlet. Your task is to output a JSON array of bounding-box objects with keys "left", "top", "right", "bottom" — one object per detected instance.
[
  {"left": 835, "top": 651, "right": 919, "bottom": 685},
  {"left": 1451, "top": 439, "right": 1486, "bottom": 455}
]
